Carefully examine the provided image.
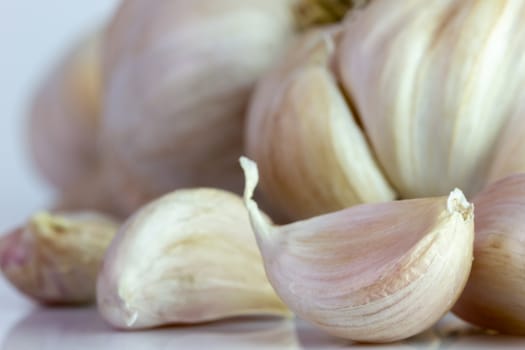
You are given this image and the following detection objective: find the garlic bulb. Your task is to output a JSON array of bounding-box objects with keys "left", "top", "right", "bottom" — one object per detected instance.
[
  {"left": 29, "top": 31, "right": 102, "bottom": 194},
  {"left": 97, "top": 188, "right": 289, "bottom": 329},
  {"left": 453, "top": 173, "right": 525, "bottom": 335},
  {"left": 0, "top": 211, "right": 118, "bottom": 305},
  {"left": 240, "top": 157, "right": 474, "bottom": 343},
  {"left": 100, "top": 0, "right": 297, "bottom": 214},
  {"left": 246, "top": 0, "right": 525, "bottom": 219}
]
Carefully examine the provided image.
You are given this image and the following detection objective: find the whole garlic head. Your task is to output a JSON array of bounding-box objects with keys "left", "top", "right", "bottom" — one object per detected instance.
[
  {"left": 246, "top": 0, "right": 525, "bottom": 219},
  {"left": 97, "top": 188, "right": 289, "bottom": 329},
  {"left": 0, "top": 211, "right": 118, "bottom": 305},
  {"left": 101, "top": 0, "right": 297, "bottom": 214}
]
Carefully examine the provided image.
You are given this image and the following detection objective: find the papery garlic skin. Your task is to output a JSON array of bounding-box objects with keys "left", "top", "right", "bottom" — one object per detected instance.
[
  {"left": 453, "top": 174, "right": 525, "bottom": 335},
  {"left": 245, "top": 28, "right": 396, "bottom": 220},
  {"left": 246, "top": 0, "right": 525, "bottom": 219},
  {"left": 101, "top": 0, "right": 297, "bottom": 215},
  {"left": 29, "top": 31, "right": 102, "bottom": 193},
  {"left": 0, "top": 212, "right": 118, "bottom": 305},
  {"left": 240, "top": 157, "right": 474, "bottom": 343},
  {"left": 487, "top": 100, "right": 525, "bottom": 183},
  {"left": 97, "top": 188, "right": 289, "bottom": 329},
  {"left": 339, "top": 0, "right": 525, "bottom": 198}
]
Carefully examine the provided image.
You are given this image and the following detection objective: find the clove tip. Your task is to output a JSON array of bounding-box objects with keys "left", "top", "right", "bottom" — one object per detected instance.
[
  {"left": 239, "top": 156, "right": 274, "bottom": 245},
  {"left": 447, "top": 188, "right": 473, "bottom": 221},
  {"left": 239, "top": 156, "right": 259, "bottom": 202}
]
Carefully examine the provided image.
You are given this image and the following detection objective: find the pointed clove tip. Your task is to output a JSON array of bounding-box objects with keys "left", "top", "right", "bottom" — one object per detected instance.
[
  {"left": 239, "top": 156, "right": 274, "bottom": 244},
  {"left": 29, "top": 211, "right": 52, "bottom": 226},
  {"left": 239, "top": 156, "right": 259, "bottom": 202},
  {"left": 29, "top": 212, "right": 71, "bottom": 239},
  {"left": 447, "top": 188, "right": 474, "bottom": 221}
]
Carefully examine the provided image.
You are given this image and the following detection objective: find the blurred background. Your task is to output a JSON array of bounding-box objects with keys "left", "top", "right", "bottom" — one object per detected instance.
[{"left": 0, "top": 1, "right": 118, "bottom": 233}]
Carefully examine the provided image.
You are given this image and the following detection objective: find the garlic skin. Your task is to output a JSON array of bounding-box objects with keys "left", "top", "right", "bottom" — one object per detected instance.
[
  {"left": 338, "top": 0, "right": 525, "bottom": 199},
  {"left": 29, "top": 31, "right": 102, "bottom": 193},
  {"left": 240, "top": 157, "right": 474, "bottom": 343},
  {"left": 487, "top": 100, "right": 525, "bottom": 183},
  {"left": 246, "top": 0, "right": 525, "bottom": 219},
  {"left": 26, "top": 29, "right": 122, "bottom": 216},
  {"left": 246, "top": 27, "right": 396, "bottom": 220},
  {"left": 100, "top": 0, "right": 297, "bottom": 215},
  {"left": 0, "top": 212, "right": 118, "bottom": 305},
  {"left": 453, "top": 174, "right": 525, "bottom": 335},
  {"left": 97, "top": 188, "right": 289, "bottom": 329}
]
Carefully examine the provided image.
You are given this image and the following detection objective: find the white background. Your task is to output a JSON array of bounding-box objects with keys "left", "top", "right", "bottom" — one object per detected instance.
[{"left": 0, "top": 0, "right": 118, "bottom": 233}]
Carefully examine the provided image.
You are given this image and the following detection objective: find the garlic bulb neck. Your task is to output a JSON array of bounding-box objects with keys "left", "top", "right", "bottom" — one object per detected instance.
[{"left": 294, "top": 0, "right": 368, "bottom": 29}]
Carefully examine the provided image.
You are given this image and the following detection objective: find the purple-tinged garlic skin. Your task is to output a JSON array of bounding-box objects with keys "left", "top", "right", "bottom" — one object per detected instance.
[
  {"left": 246, "top": 0, "right": 525, "bottom": 220},
  {"left": 0, "top": 211, "right": 118, "bottom": 305},
  {"left": 453, "top": 173, "right": 525, "bottom": 335},
  {"left": 100, "top": 0, "right": 297, "bottom": 216},
  {"left": 240, "top": 157, "right": 474, "bottom": 343}
]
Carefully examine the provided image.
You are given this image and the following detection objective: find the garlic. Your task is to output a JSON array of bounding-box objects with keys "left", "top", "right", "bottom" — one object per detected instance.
[
  {"left": 240, "top": 157, "right": 474, "bottom": 343},
  {"left": 29, "top": 30, "right": 102, "bottom": 194},
  {"left": 338, "top": 0, "right": 525, "bottom": 199},
  {"left": 97, "top": 188, "right": 289, "bottom": 329},
  {"left": 26, "top": 28, "right": 124, "bottom": 216},
  {"left": 487, "top": 100, "right": 525, "bottom": 183},
  {"left": 100, "top": 0, "right": 370, "bottom": 216},
  {"left": 0, "top": 211, "right": 118, "bottom": 305},
  {"left": 246, "top": 0, "right": 525, "bottom": 219},
  {"left": 245, "top": 27, "right": 396, "bottom": 220},
  {"left": 100, "top": 0, "right": 297, "bottom": 215},
  {"left": 453, "top": 173, "right": 525, "bottom": 335}
]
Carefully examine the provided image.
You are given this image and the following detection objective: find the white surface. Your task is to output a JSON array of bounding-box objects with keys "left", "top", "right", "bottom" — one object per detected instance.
[
  {"left": 0, "top": 278, "right": 524, "bottom": 350},
  {"left": 0, "top": 1, "right": 119, "bottom": 233}
]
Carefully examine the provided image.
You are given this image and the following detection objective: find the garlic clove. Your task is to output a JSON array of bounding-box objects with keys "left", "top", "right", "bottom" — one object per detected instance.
[
  {"left": 240, "top": 157, "right": 474, "bottom": 343},
  {"left": 338, "top": 0, "right": 525, "bottom": 199},
  {"left": 453, "top": 173, "right": 525, "bottom": 335},
  {"left": 245, "top": 27, "right": 396, "bottom": 220},
  {"left": 97, "top": 188, "right": 290, "bottom": 329},
  {"left": 0, "top": 211, "right": 119, "bottom": 305}
]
